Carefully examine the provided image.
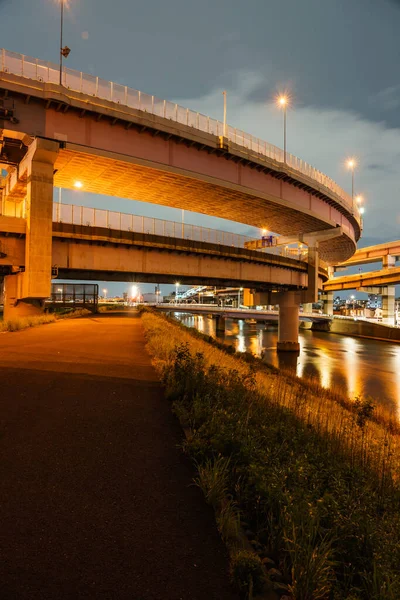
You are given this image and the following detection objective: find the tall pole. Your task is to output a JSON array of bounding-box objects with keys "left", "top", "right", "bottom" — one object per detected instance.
[
  {"left": 351, "top": 168, "right": 354, "bottom": 201},
  {"left": 223, "top": 91, "right": 227, "bottom": 137},
  {"left": 57, "top": 187, "right": 62, "bottom": 221},
  {"left": 283, "top": 105, "right": 287, "bottom": 163},
  {"left": 181, "top": 208, "right": 184, "bottom": 238},
  {"left": 59, "top": 0, "right": 64, "bottom": 86}
]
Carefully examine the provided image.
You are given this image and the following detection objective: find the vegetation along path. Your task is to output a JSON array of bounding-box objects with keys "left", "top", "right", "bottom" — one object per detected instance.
[{"left": 0, "top": 312, "right": 237, "bottom": 600}]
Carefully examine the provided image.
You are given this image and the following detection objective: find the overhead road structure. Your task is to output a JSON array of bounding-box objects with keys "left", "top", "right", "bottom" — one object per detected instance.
[
  {"left": 0, "top": 49, "right": 361, "bottom": 350},
  {"left": 324, "top": 239, "right": 400, "bottom": 325},
  {"left": 337, "top": 240, "right": 400, "bottom": 269},
  {"left": 0, "top": 215, "right": 328, "bottom": 289}
]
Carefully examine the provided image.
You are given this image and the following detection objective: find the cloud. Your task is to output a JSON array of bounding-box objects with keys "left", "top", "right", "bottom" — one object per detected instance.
[
  {"left": 174, "top": 70, "right": 400, "bottom": 246},
  {"left": 369, "top": 85, "right": 400, "bottom": 111}
]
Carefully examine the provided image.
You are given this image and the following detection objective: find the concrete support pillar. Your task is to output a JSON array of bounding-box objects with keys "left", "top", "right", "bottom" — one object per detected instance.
[
  {"left": 252, "top": 291, "right": 273, "bottom": 307},
  {"left": 383, "top": 255, "right": 395, "bottom": 269},
  {"left": 302, "top": 303, "right": 313, "bottom": 314},
  {"left": 3, "top": 138, "right": 59, "bottom": 320},
  {"left": 381, "top": 286, "right": 395, "bottom": 326},
  {"left": 277, "top": 291, "right": 300, "bottom": 352},
  {"left": 243, "top": 288, "right": 254, "bottom": 307},
  {"left": 3, "top": 274, "right": 45, "bottom": 320},
  {"left": 320, "top": 291, "right": 334, "bottom": 316},
  {"left": 216, "top": 315, "right": 226, "bottom": 333},
  {"left": 305, "top": 244, "right": 319, "bottom": 303}
]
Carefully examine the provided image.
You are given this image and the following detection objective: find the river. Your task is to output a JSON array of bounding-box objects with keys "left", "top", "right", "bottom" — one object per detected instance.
[{"left": 173, "top": 312, "right": 400, "bottom": 419}]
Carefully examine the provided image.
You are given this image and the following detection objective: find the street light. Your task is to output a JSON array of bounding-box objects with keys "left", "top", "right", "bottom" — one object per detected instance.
[
  {"left": 346, "top": 158, "right": 357, "bottom": 200},
  {"left": 277, "top": 95, "right": 288, "bottom": 163},
  {"left": 58, "top": 0, "right": 71, "bottom": 86},
  {"left": 103, "top": 288, "right": 107, "bottom": 299},
  {"left": 131, "top": 285, "right": 138, "bottom": 303},
  {"left": 175, "top": 282, "right": 180, "bottom": 305}
]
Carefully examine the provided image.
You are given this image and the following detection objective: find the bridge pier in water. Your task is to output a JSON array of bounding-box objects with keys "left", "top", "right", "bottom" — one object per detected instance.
[
  {"left": 277, "top": 291, "right": 300, "bottom": 352},
  {"left": 320, "top": 291, "right": 334, "bottom": 315},
  {"left": 215, "top": 315, "right": 226, "bottom": 333},
  {"left": 2, "top": 138, "right": 59, "bottom": 320}
]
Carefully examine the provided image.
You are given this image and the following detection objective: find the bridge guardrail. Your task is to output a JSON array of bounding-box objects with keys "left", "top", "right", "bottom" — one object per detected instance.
[
  {"left": 53, "top": 202, "right": 308, "bottom": 262},
  {"left": 1, "top": 48, "right": 358, "bottom": 221}
]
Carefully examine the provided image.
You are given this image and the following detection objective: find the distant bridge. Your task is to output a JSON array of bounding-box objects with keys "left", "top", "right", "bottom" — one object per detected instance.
[{"left": 154, "top": 304, "right": 331, "bottom": 323}]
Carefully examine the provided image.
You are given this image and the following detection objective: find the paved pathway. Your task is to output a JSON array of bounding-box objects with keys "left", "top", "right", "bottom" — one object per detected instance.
[{"left": 0, "top": 313, "right": 237, "bottom": 600}]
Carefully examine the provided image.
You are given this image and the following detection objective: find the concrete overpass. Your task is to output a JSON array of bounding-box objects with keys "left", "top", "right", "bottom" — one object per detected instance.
[
  {"left": 322, "top": 240, "right": 400, "bottom": 325},
  {"left": 0, "top": 214, "right": 327, "bottom": 289},
  {"left": 0, "top": 49, "right": 362, "bottom": 350},
  {"left": 338, "top": 240, "right": 400, "bottom": 269}
]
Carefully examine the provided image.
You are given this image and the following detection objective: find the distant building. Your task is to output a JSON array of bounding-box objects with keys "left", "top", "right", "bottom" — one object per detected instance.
[{"left": 142, "top": 293, "right": 163, "bottom": 303}]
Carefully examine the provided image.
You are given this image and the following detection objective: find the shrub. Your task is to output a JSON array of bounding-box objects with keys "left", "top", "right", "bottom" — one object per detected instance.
[{"left": 230, "top": 550, "right": 266, "bottom": 598}]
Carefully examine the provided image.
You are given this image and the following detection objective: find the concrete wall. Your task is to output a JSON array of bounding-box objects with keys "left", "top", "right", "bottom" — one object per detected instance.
[{"left": 312, "top": 318, "right": 400, "bottom": 342}]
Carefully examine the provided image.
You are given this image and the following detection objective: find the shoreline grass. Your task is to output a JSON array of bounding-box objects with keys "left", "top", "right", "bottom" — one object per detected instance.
[
  {"left": 0, "top": 308, "right": 93, "bottom": 333},
  {"left": 140, "top": 308, "right": 400, "bottom": 600}
]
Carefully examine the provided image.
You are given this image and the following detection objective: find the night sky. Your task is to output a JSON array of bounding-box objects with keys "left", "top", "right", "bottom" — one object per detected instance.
[{"left": 1, "top": 0, "right": 399, "bottom": 295}]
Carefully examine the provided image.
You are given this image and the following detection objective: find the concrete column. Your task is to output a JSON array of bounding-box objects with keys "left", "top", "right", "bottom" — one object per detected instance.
[
  {"left": 3, "top": 274, "right": 46, "bottom": 319},
  {"left": 3, "top": 138, "right": 59, "bottom": 320},
  {"left": 320, "top": 291, "right": 334, "bottom": 315},
  {"left": 252, "top": 291, "right": 272, "bottom": 307},
  {"left": 216, "top": 315, "right": 226, "bottom": 333},
  {"left": 383, "top": 255, "right": 395, "bottom": 268},
  {"left": 381, "top": 286, "right": 395, "bottom": 326},
  {"left": 302, "top": 303, "right": 313, "bottom": 313},
  {"left": 243, "top": 288, "right": 254, "bottom": 307},
  {"left": 305, "top": 244, "right": 319, "bottom": 303},
  {"left": 277, "top": 291, "right": 300, "bottom": 352}
]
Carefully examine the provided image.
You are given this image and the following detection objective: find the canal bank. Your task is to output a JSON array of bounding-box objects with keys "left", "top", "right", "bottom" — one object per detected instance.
[
  {"left": 141, "top": 309, "right": 400, "bottom": 600},
  {"left": 312, "top": 316, "right": 400, "bottom": 342}
]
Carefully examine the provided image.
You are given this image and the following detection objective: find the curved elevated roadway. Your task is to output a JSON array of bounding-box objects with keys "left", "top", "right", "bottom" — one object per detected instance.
[{"left": 0, "top": 50, "right": 361, "bottom": 266}]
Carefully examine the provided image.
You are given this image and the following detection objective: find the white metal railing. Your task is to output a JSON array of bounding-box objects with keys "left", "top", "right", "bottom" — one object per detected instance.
[
  {"left": 1, "top": 48, "right": 359, "bottom": 221},
  {"left": 52, "top": 202, "right": 308, "bottom": 262}
]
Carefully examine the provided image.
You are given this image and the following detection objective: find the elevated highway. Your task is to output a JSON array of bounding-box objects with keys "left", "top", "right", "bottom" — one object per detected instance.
[
  {"left": 0, "top": 49, "right": 361, "bottom": 350},
  {"left": 0, "top": 214, "right": 327, "bottom": 289},
  {"left": 324, "top": 267, "right": 400, "bottom": 292},
  {"left": 338, "top": 240, "right": 400, "bottom": 268},
  {"left": 323, "top": 239, "right": 400, "bottom": 325}
]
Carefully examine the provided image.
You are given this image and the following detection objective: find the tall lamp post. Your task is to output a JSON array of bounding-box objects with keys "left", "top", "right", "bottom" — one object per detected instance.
[
  {"left": 347, "top": 158, "right": 357, "bottom": 203},
  {"left": 59, "top": 0, "right": 71, "bottom": 86},
  {"left": 277, "top": 95, "right": 288, "bottom": 163},
  {"left": 175, "top": 282, "right": 180, "bottom": 305}
]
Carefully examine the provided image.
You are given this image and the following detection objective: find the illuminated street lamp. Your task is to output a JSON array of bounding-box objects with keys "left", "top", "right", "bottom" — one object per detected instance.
[
  {"left": 346, "top": 158, "right": 357, "bottom": 201},
  {"left": 175, "top": 282, "right": 180, "bottom": 305},
  {"left": 131, "top": 285, "right": 138, "bottom": 303},
  {"left": 102, "top": 288, "right": 107, "bottom": 300},
  {"left": 277, "top": 95, "right": 288, "bottom": 163}
]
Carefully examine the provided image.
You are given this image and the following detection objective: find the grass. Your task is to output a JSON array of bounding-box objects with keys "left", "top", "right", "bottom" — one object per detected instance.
[
  {"left": 140, "top": 308, "right": 400, "bottom": 600},
  {"left": 0, "top": 308, "right": 92, "bottom": 333}
]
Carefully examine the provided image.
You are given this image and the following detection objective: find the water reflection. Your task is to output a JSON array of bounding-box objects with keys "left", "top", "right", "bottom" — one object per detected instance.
[{"left": 174, "top": 313, "right": 400, "bottom": 418}]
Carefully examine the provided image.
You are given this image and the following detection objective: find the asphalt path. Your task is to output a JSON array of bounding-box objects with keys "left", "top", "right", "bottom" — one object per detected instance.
[{"left": 0, "top": 312, "right": 237, "bottom": 600}]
